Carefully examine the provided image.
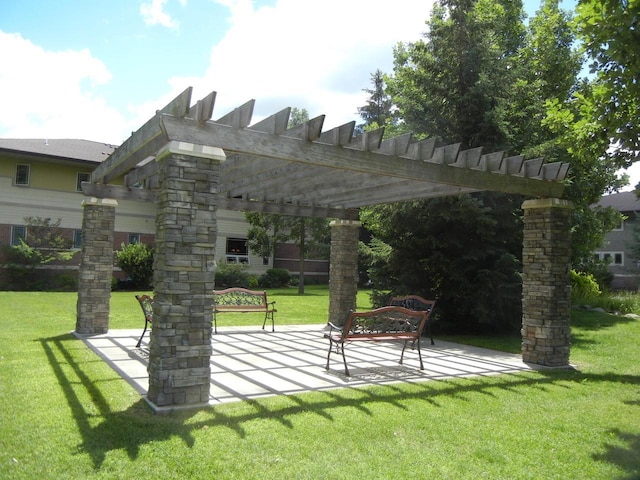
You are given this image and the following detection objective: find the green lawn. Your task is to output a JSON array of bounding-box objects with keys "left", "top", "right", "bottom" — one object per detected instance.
[{"left": 1, "top": 288, "right": 639, "bottom": 479}]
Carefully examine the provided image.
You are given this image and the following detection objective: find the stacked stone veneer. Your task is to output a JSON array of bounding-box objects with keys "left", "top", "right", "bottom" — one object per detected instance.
[
  {"left": 76, "top": 198, "right": 117, "bottom": 334},
  {"left": 147, "top": 141, "right": 225, "bottom": 409},
  {"left": 521, "top": 198, "right": 573, "bottom": 367},
  {"left": 328, "top": 220, "right": 361, "bottom": 326}
]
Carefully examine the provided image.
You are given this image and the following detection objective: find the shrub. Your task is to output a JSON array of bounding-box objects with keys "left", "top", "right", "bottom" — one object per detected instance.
[
  {"left": 114, "top": 242, "right": 154, "bottom": 289},
  {"left": 571, "top": 269, "right": 601, "bottom": 304},
  {"left": 259, "top": 268, "right": 291, "bottom": 288},
  {"left": 215, "top": 263, "right": 251, "bottom": 288}
]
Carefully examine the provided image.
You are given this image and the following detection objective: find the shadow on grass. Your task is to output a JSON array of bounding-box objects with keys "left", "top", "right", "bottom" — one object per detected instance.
[
  {"left": 41, "top": 333, "right": 640, "bottom": 475},
  {"left": 571, "top": 309, "right": 636, "bottom": 331}
]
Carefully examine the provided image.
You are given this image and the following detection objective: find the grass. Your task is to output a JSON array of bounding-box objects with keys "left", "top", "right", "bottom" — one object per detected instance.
[{"left": 1, "top": 287, "right": 639, "bottom": 479}]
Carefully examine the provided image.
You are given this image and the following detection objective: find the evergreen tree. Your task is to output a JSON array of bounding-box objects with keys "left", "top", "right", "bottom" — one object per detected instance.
[
  {"left": 356, "top": 69, "right": 394, "bottom": 132},
  {"left": 361, "top": 0, "right": 590, "bottom": 333}
]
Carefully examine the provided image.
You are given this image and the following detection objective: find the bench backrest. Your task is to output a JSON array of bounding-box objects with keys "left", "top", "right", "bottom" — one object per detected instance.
[
  {"left": 388, "top": 295, "right": 435, "bottom": 313},
  {"left": 344, "top": 306, "right": 428, "bottom": 338},
  {"left": 136, "top": 294, "right": 154, "bottom": 323},
  {"left": 213, "top": 287, "right": 268, "bottom": 308}
]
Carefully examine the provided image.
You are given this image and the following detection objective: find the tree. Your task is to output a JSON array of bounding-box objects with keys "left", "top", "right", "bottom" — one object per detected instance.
[
  {"left": 360, "top": 0, "right": 601, "bottom": 332},
  {"left": 244, "top": 212, "right": 330, "bottom": 294},
  {"left": 1, "top": 217, "right": 76, "bottom": 290},
  {"left": 356, "top": 69, "right": 394, "bottom": 133},
  {"left": 573, "top": 0, "right": 640, "bottom": 159},
  {"left": 244, "top": 107, "right": 331, "bottom": 294}
]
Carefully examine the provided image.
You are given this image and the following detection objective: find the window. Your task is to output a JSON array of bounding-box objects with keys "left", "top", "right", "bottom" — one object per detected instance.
[
  {"left": 15, "top": 164, "right": 30, "bottom": 186},
  {"left": 594, "top": 251, "right": 624, "bottom": 266},
  {"left": 226, "top": 238, "right": 249, "bottom": 264},
  {"left": 128, "top": 233, "right": 141, "bottom": 245},
  {"left": 76, "top": 172, "right": 91, "bottom": 192},
  {"left": 10, "top": 226, "right": 26, "bottom": 246},
  {"left": 73, "top": 230, "right": 83, "bottom": 249},
  {"left": 612, "top": 219, "right": 625, "bottom": 231}
]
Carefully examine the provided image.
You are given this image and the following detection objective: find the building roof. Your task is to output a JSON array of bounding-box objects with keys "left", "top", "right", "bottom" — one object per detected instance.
[
  {"left": 0, "top": 138, "right": 116, "bottom": 164},
  {"left": 598, "top": 191, "right": 640, "bottom": 212}
]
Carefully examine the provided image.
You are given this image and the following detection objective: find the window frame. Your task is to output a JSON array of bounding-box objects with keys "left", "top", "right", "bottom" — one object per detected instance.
[
  {"left": 594, "top": 251, "right": 624, "bottom": 266},
  {"left": 73, "top": 229, "right": 83, "bottom": 249},
  {"left": 76, "top": 172, "right": 91, "bottom": 192},
  {"left": 225, "top": 237, "right": 249, "bottom": 264},
  {"left": 15, "top": 164, "right": 30, "bottom": 186},
  {"left": 10, "top": 225, "right": 27, "bottom": 246},
  {"left": 128, "top": 233, "right": 141, "bottom": 245}
]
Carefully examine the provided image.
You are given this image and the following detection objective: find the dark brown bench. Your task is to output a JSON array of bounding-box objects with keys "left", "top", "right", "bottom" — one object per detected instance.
[
  {"left": 388, "top": 295, "right": 436, "bottom": 345},
  {"left": 324, "top": 306, "right": 431, "bottom": 376},
  {"left": 135, "top": 294, "right": 153, "bottom": 347},
  {"left": 213, "top": 287, "right": 276, "bottom": 334}
]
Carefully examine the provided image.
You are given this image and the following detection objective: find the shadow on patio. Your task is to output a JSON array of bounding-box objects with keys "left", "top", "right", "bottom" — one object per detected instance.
[{"left": 76, "top": 324, "right": 536, "bottom": 406}]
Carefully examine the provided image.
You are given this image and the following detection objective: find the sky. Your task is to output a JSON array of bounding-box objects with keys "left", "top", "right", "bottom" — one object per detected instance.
[{"left": 1, "top": 0, "right": 635, "bottom": 189}]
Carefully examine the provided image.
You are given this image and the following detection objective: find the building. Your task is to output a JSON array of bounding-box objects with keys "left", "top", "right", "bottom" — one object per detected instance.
[
  {"left": 0, "top": 138, "right": 327, "bottom": 289},
  {"left": 597, "top": 191, "right": 640, "bottom": 290}
]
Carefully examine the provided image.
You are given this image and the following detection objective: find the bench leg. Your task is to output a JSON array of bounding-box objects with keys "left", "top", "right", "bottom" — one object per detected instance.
[
  {"left": 136, "top": 320, "right": 149, "bottom": 348},
  {"left": 400, "top": 340, "right": 408, "bottom": 365},
  {"left": 325, "top": 341, "right": 350, "bottom": 376},
  {"left": 213, "top": 312, "right": 218, "bottom": 334},
  {"left": 400, "top": 339, "right": 424, "bottom": 370},
  {"left": 262, "top": 311, "right": 275, "bottom": 332}
]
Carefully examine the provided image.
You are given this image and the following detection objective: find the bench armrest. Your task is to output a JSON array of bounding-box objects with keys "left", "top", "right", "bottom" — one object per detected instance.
[{"left": 327, "top": 322, "right": 343, "bottom": 334}]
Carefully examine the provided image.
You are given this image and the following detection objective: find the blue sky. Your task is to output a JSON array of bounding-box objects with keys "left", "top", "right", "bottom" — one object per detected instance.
[{"left": 6, "top": 0, "right": 631, "bottom": 188}]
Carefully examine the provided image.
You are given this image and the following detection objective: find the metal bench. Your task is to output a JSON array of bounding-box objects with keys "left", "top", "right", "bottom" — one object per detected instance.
[
  {"left": 212, "top": 287, "right": 276, "bottom": 333},
  {"left": 135, "top": 294, "right": 153, "bottom": 347},
  {"left": 324, "top": 306, "right": 431, "bottom": 376}
]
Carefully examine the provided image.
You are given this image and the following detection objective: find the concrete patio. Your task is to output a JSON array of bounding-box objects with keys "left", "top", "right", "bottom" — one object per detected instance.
[{"left": 77, "top": 324, "right": 537, "bottom": 411}]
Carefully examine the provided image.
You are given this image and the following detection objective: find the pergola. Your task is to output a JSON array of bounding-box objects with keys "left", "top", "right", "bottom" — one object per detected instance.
[{"left": 76, "top": 87, "right": 573, "bottom": 411}]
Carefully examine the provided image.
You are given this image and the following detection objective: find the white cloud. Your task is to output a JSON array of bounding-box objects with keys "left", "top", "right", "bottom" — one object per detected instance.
[
  {"left": 140, "top": 0, "right": 179, "bottom": 29},
  {"left": 0, "top": 1, "right": 435, "bottom": 146},
  {"left": 0, "top": 31, "right": 131, "bottom": 144},
  {"left": 173, "top": 0, "right": 434, "bottom": 128}
]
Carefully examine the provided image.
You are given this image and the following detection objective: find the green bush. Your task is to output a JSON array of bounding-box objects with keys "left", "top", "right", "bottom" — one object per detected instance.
[
  {"left": 215, "top": 263, "right": 251, "bottom": 288},
  {"left": 259, "top": 268, "right": 291, "bottom": 288},
  {"left": 114, "top": 242, "right": 154, "bottom": 289},
  {"left": 571, "top": 269, "right": 601, "bottom": 304}
]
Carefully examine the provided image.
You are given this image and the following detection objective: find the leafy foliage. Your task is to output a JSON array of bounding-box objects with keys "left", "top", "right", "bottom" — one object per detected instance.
[
  {"left": 363, "top": 194, "right": 525, "bottom": 333},
  {"left": 1, "top": 217, "right": 76, "bottom": 290},
  {"left": 244, "top": 213, "right": 330, "bottom": 294},
  {"left": 214, "top": 263, "right": 253, "bottom": 288},
  {"left": 114, "top": 242, "right": 154, "bottom": 289},
  {"left": 258, "top": 268, "right": 291, "bottom": 288},
  {"left": 570, "top": 269, "right": 601, "bottom": 304},
  {"left": 574, "top": 0, "right": 640, "bottom": 157}
]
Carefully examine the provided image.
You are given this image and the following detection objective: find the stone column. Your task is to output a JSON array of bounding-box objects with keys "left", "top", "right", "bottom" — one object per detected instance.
[
  {"left": 76, "top": 197, "right": 118, "bottom": 334},
  {"left": 521, "top": 198, "right": 573, "bottom": 367},
  {"left": 328, "top": 219, "right": 361, "bottom": 326},
  {"left": 146, "top": 141, "right": 225, "bottom": 410}
]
